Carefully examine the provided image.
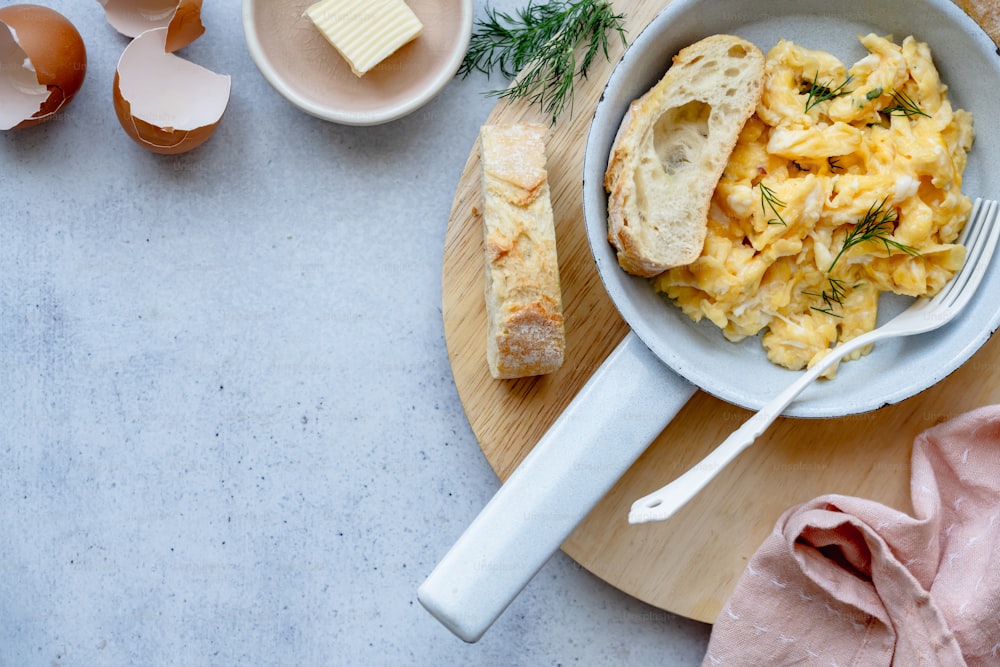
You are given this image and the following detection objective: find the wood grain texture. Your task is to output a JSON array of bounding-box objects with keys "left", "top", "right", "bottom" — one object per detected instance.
[{"left": 442, "top": 1, "right": 1000, "bottom": 624}]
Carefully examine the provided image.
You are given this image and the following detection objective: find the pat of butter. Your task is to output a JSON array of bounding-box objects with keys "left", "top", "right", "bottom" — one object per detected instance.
[{"left": 304, "top": 0, "right": 423, "bottom": 77}]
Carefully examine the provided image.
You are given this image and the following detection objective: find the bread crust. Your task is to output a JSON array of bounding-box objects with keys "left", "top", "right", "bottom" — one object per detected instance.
[
  {"left": 480, "top": 123, "right": 565, "bottom": 379},
  {"left": 605, "top": 34, "right": 766, "bottom": 277}
]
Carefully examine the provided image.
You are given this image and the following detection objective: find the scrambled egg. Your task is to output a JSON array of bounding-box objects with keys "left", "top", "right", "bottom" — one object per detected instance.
[{"left": 654, "top": 34, "right": 974, "bottom": 373}]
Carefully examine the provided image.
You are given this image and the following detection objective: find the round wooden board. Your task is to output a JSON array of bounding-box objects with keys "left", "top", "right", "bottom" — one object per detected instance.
[{"left": 442, "top": 1, "right": 1000, "bottom": 624}]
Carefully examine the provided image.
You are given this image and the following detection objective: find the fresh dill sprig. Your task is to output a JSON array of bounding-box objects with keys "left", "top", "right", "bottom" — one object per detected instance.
[
  {"left": 805, "top": 277, "right": 856, "bottom": 318},
  {"left": 827, "top": 197, "right": 920, "bottom": 272},
  {"left": 881, "top": 89, "right": 931, "bottom": 118},
  {"left": 458, "top": 0, "right": 627, "bottom": 123},
  {"left": 803, "top": 72, "right": 854, "bottom": 112},
  {"left": 759, "top": 182, "right": 788, "bottom": 226}
]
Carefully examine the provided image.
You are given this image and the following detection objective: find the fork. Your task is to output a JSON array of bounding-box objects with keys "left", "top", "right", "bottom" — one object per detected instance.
[{"left": 629, "top": 197, "right": 1000, "bottom": 525}]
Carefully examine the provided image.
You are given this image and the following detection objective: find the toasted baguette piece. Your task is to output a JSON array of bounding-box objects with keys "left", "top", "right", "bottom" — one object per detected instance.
[
  {"left": 479, "top": 123, "right": 565, "bottom": 379},
  {"left": 605, "top": 34, "right": 766, "bottom": 277}
]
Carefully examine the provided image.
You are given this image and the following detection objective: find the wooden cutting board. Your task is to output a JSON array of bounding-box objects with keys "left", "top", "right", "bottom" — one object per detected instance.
[{"left": 441, "top": 1, "right": 1000, "bottom": 624}]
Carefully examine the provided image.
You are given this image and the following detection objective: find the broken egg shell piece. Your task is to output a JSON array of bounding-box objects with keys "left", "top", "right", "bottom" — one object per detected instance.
[
  {"left": 162, "top": 0, "right": 205, "bottom": 52},
  {"left": 113, "top": 27, "right": 230, "bottom": 155},
  {"left": 98, "top": 0, "right": 205, "bottom": 52},
  {"left": 0, "top": 22, "right": 49, "bottom": 130},
  {"left": 0, "top": 4, "right": 88, "bottom": 130}
]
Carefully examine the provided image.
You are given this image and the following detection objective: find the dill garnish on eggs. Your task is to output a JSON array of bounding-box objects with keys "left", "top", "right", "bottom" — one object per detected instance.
[
  {"left": 458, "top": 0, "right": 627, "bottom": 123},
  {"left": 828, "top": 197, "right": 920, "bottom": 273},
  {"left": 803, "top": 72, "right": 853, "bottom": 112}
]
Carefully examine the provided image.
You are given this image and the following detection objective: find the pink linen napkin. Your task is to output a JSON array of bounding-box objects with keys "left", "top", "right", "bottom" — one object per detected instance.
[{"left": 702, "top": 405, "right": 1000, "bottom": 666}]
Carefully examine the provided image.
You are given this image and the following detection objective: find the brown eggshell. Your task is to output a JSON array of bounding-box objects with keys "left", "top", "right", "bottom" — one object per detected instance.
[
  {"left": 113, "top": 27, "right": 230, "bottom": 155},
  {"left": 0, "top": 4, "right": 87, "bottom": 130},
  {"left": 99, "top": 0, "right": 205, "bottom": 52},
  {"left": 0, "top": 24, "right": 47, "bottom": 130}
]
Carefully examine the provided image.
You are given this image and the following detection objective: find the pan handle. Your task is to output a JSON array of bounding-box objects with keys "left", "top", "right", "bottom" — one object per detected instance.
[{"left": 417, "top": 331, "right": 697, "bottom": 642}]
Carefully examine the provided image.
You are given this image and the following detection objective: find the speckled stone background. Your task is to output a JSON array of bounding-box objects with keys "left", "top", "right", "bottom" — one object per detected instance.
[{"left": 0, "top": 1, "right": 710, "bottom": 665}]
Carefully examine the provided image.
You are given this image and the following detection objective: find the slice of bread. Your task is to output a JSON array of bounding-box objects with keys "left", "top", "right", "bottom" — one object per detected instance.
[
  {"left": 479, "top": 123, "right": 565, "bottom": 379},
  {"left": 604, "top": 34, "right": 766, "bottom": 277}
]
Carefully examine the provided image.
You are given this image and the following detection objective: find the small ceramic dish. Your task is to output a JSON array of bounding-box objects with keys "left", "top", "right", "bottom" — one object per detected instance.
[{"left": 242, "top": 0, "right": 473, "bottom": 126}]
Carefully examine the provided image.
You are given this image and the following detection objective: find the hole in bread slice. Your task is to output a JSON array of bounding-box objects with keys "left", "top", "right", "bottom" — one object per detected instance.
[
  {"left": 631, "top": 99, "right": 712, "bottom": 239},
  {"left": 654, "top": 100, "right": 712, "bottom": 176},
  {"left": 727, "top": 43, "right": 749, "bottom": 58},
  {"left": 633, "top": 100, "right": 712, "bottom": 247}
]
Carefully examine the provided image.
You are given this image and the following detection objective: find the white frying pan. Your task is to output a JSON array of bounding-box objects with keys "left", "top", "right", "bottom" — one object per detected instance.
[{"left": 419, "top": 0, "right": 1000, "bottom": 642}]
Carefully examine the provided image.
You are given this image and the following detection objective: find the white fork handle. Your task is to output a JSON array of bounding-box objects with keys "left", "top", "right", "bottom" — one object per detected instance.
[
  {"left": 628, "top": 333, "right": 875, "bottom": 524},
  {"left": 418, "top": 332, "right": 696, "bottom": 642}
]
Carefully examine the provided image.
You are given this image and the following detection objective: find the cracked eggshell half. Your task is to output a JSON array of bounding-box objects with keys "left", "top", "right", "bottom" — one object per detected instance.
[
  {"left": 113, "top": 27, "right": 230, "bottom": 155},
  {"left": 98, "top": 0, "right": 205, "bottom": 52},
  {"left": 0, "top": 4, "right": 87, "bottom": 130}
]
